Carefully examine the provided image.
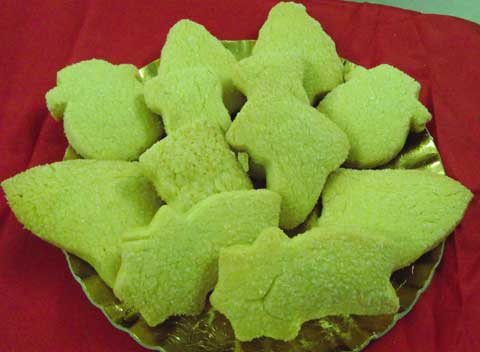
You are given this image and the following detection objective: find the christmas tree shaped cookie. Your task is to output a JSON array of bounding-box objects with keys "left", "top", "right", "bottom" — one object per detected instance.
[
  {"left": 159, "top": 20, "right": 244, "bottom": 113},
  {"left": 253, "top": 2, "right": 344, "bottom": 102}
]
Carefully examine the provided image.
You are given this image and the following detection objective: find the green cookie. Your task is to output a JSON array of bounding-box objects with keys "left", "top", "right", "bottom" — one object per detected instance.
[
  {"left": 144, "top": 68, "right": 231, "bottom": 134},
  {"left": 46, "top": 59, "right": 162, "bottom": 161},
  {"left": 233, "top": 53, "right": 309, "bottom": 104},
  {"left": 318, "top": 64, "right": 432, "bottom": 168},
  {"left": 226, "top": 96, "right": 349, "bottom": 229},
  {"left": 316, "top": 168, "right": 473, "bottom": 269},
  {"left": 211, "top": 227, "right": 399, "bottom": 341},
  {"left": 253, "top": 2, "right": 343, "bottom": 103},
  {"left": 114, "top": 190, "right": 281, "bottom": 326},
  {"left": 1, "top": 160, "right": 161, "bottom": 287},
  {"left": 159, "top": 19, "right": 244, "bottom": 113},
  {"left": 140, "top": 121, "right": 252, "bottom": 212}
]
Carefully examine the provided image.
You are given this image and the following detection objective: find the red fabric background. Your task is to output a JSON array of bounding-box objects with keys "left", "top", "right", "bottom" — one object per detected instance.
[{"left": 1, "top": 1, "right": 479, "bottom": 351}]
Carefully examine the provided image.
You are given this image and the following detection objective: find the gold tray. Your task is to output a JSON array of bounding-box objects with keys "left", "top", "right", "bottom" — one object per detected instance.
[{"left": 64, "top": 40, "right": 445, "bottom": 352}]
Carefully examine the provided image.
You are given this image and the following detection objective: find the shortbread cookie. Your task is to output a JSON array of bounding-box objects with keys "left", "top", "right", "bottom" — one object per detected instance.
[
  {"left": 211, "top": 227, "right": 398, "bottom": 341},
  {"left": 46, "top": 59, "right": 161, "bottom": 160},
  {"left": 318, "top": 64, "right": 432, "bottom": 168},
  {"left": 114, "top": 190, "right": 281, "bottom": 326},
  {"left": 226, "top": 96, "right": 349, "bottom": 229},
  {"left": 316, "top": 168, "right": 473, "bottom": 268},
  {"left": 140, "top": 121, "right": 252, "bottom": 211},
  {"left": 1, "top": 160, "right": 161, "bottom": 287}
]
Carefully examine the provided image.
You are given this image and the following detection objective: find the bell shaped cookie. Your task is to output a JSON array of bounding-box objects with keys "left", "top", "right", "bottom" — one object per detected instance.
[
  {"left": 226, "top": 96, "right": 349, "bottom": 229},
  {"left": 318, "top": 64, "right": 432, "bottom": 168},
  {"left": 1, "top": 160, "right": 161, "bottom": 287},
  {"left": 210, "top": 227, "right": 399, "bottom": 341},
  {"left": 114, "top": 190, "right": 281, "bottom": 326},
  {"left": 46, "top": 59, "right": 162, "bottom": 160}
]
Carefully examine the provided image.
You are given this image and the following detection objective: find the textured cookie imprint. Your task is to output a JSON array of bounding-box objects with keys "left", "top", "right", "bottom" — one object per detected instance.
[
  {"left": 233, "top": 53, "right": 309, "bottom": 104},
  {"left": 318, "top": 64, "right": 432, "bottom": 168},
  {"left": 1, "top": 160, "right": 161, "bottom": 287},
  {"left": 114, "top": 190, "right": 281, "bottom": 326},
  {"left": 46, "top": 59, "right": 162, "bottom": 161},
  {"left": 159, "top": 19, "right": 243, "bottom": 113},
  {"left": 253, "top": 2, "right": 343, "bottom": 102},
  {"left": 211, "top": 227, "right": 399, "bottom": 341},
  {"left": 316, "top": 169, "right": 473, "bottom": 269},
  {"left": 140, "top": 121, "right": 252, "bottom": 212},
  {"left": 226, "top": 96, "right": 349, "bottom": 229},
  {"left": 144, "top": 68, "right": 231, "bottom": 134}
]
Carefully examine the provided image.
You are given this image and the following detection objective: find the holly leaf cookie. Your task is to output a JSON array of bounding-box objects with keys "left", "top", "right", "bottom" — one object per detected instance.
[
  {"left": 316, "top": 168, "right": 473, "bottom": 268},
  {"left": 1, "top": 160, "right": 161, "bottom": 287}
]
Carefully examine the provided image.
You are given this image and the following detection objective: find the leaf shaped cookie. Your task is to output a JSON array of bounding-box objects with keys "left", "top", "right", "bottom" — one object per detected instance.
[
  {"left": 159, "top": 19, "right": 244, "bottom": 113},
  {"left": 144, "top": 68, "right": 231, "bottom": 134},
  {"left": 46, "top": 59, "right": 162, "bottom": 161},
  {"left": 114, "top": 190, "right": 281, "bottom": 326},
  {"left": 318, "top": 64, "right": 432, "bottom": 168},
  {"left": 316, "top": 168, "right": 473, "bottom": 269},
  {"left": 226, "top": 96, "right": 349, "bottom": 229},
  {"left": 1, "top": 160, "right": 161, "bottom": 287},
  {"left": 140, "top": 120, "right": 252, "bottom": 212},
  {"left": 233, "top": 53, "right": 309, "bottom": 104},
  {"left": 210, "top": 227, "right": 399, "bottom": 341},
  {"left": 253, "top": 2, "right": 343, "bottom": 102}
]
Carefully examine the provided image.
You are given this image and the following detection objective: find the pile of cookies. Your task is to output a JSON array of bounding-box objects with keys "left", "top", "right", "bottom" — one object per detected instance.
[{"left": 2, "top": 2, "right": 472, "bottom": 343}]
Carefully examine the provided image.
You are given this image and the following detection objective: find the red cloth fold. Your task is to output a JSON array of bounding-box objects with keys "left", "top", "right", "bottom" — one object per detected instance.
[{"left": 0, "top": 1, "right": 479, "bottom": 351}]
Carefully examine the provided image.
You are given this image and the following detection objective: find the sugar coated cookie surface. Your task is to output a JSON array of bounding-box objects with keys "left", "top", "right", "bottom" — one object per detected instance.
[
  {"left": 144, "top": 68, "right": 231, "bottom": 134},
  {"left": 316, "top": 168, "right": 473, "bottom": 268},
  {"left": 233, "top": 53, "right": 309, "bottom": 104},
  {"left": 318, "top": 64, "right": 432, "bottom": 168},
  {"left": 1, "top": 160, "right": 161, "bottom": 287},
  {"left": 226, "top": 96, "right": 349, "bottom": 229},
  {"left": 211, "top": 227, "right": 399, "bottom": 341},
  {"left": 140, "top": 121, "right": 252, "bottom": 211},
  {"left": 46, "top": 59, "right": 162, "bottom": 161},
  {"left": 159, "top": 20, "right": 244, "bottom": 113},
  {"left": 253, "top": 2, "right": 343, "bottom": 102},
  {"left": 114, "top": 190, "right": 281, "bottom": 326}
]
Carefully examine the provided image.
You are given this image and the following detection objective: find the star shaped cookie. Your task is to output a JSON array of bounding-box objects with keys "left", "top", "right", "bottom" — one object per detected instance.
[
  {"left": 114, "top": 190, "right": 281, "bottom": 326},
  {"left": 210, "top": 227, "right": 399, "bottom": 341}
]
